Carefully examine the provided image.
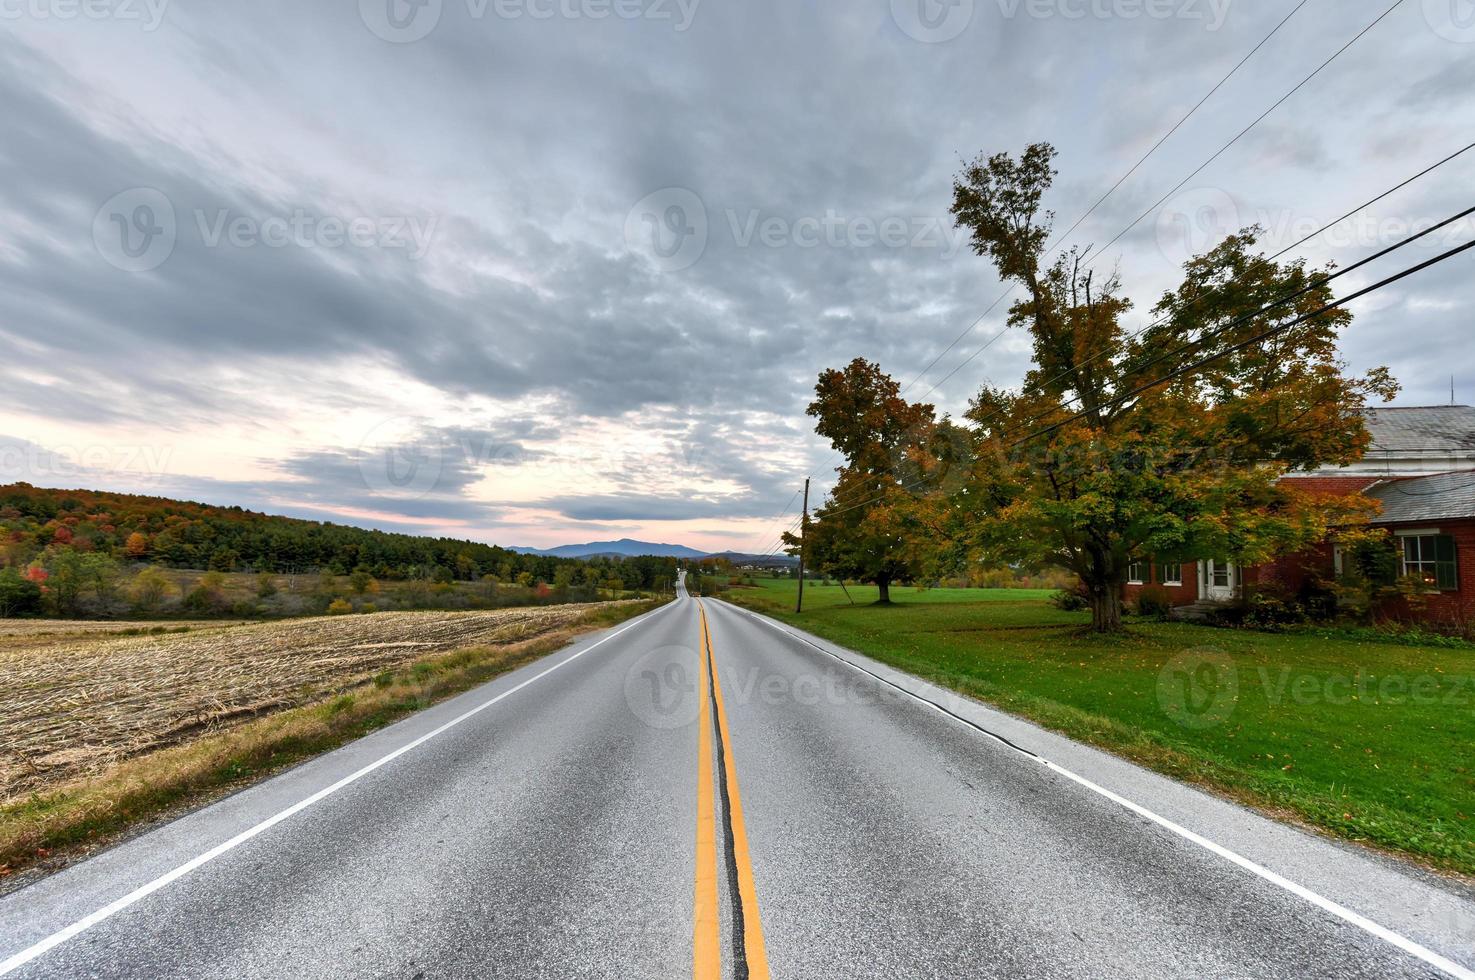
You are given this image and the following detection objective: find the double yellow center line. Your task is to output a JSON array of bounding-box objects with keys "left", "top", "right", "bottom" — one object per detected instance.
[{"left": 693, "top": 600, "right": 769, "bottom": 980}]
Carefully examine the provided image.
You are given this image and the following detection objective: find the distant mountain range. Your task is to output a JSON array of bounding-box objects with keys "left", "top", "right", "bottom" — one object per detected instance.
[
  {"left": 509, "top": 538, "right": 707, "bottom": 559},
  {"left": 510, "top": 539, "right": 796, "bottom": 565}
]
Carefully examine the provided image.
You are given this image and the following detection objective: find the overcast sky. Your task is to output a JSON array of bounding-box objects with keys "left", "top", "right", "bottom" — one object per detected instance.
[{"left": 1, "top": 0, "right": 1471, "bottom": 552}]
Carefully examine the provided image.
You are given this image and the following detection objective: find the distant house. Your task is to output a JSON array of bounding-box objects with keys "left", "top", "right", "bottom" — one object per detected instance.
[{"left": 1124, "top": 406, "right": 1475, "bottom": 624}]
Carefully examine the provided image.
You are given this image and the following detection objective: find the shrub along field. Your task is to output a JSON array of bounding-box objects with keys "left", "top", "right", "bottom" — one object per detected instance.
[{"left": 727, "top": 579, "right": 1475, "bottom": 878}]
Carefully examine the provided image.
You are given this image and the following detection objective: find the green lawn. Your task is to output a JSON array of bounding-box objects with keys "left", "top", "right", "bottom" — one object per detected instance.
[{"left": 726, "top": 579, "right": 1475, "bottom": 877}]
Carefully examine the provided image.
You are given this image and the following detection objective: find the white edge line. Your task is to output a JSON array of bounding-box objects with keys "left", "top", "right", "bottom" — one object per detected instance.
[
  {"left": 722, "top": 601, "right": 1475, "bottom": 980},
  {"left": 0, "top": 599, "right": 679, "bottom": 977}
]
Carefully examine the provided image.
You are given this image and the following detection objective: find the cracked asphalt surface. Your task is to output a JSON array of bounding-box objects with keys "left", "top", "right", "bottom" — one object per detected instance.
[{"left": 2, "top": 584, "right": 1472, "bottom": 979}]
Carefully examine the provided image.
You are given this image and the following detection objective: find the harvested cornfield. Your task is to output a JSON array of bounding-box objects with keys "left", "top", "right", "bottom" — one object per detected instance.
[{"left": 0, "top": 605, "right": 616, "bottom": 802}]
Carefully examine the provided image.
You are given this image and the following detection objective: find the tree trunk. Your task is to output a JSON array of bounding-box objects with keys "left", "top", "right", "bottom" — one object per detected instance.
[
  {"left": 1091, "top": 590, "right": 1121, "bottom": 634},
  {"left": 1087, "top": 580, "right": 1123, "bottom": 632},
  {"left": 875, "top": 576, "right": 892, "bottom": 604}
]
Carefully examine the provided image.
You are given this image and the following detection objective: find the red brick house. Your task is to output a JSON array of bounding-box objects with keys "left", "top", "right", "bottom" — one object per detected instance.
[{"left": 1124, "top": 406, "right": 1475, "bottom": 624}]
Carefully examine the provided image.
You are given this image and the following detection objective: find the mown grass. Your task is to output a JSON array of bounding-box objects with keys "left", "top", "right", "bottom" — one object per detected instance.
[
  {"left": 729, "top": 580, "right": 1475, "bottom": 877},
  {"left": 0, "top": 599, "right": 661, "bottom": 884}
]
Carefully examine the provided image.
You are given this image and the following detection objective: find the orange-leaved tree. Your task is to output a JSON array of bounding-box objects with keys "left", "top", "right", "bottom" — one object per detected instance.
[
  {"left": 784, "top": 358, "right": 944, "bottom": 604},
  {"left": 945, "top": 143, "right": 1395, "bottom": 632}
]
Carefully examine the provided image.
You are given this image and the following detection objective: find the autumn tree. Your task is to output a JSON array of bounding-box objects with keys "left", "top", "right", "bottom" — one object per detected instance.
[
  {"left": 946, "top": 143, "right": 1395, "bottom": 631},
  {"left": 0, "top": 567, "right": 43, "bottom": 618},
  {"left": 787, "top": 358, "right": 941, "bottom": 604}
]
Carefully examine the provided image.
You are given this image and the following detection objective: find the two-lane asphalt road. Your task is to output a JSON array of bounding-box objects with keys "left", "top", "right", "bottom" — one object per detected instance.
[{"left": 3, "top": 585, "right": 1473, "bottom": 978}]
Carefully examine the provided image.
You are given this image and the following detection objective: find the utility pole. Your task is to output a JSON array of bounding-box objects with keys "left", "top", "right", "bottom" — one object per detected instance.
[{"left": 795, "top": 478, "right": 809, "bottom": 613}]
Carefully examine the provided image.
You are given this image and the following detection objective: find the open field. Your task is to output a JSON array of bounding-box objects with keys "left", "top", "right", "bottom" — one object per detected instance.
[
  {"left": 0, "top": 600, "right": 660, "bottom": 882},
  {"left": 727, "top": 580, "right": 1475, "bottom": 877},
  {"left": 1, "top": 604, "right": 630, "bottom": 802}
]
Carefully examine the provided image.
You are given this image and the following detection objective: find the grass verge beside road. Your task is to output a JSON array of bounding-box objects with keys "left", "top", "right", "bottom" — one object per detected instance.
[
  {"left": 727, "top": 580, "right": 1475, "bottom": 878},
  {"left": 0, "top": 599, "right": 661, "bottom": 887}
]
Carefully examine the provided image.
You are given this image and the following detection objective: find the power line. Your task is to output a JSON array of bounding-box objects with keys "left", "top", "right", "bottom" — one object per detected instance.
[
  {"left": 756, "top": 0, "right": 1412, "bottom": 553},
  {"left": 901, "top": 0, "right": 1314, "bottom": 399},
  {"left": 1014, "top": 236, "right": 1475, "bottom": 448},
  {"left": 1085, "top": 0, "right": 1407, "bottom": 268},
  {"left": 917, "top": 0, "right": 1417, "bottom": 409},
  {"left": 740, "top": 483, "right": 803, "bottom": 555},
  {"left": 792, "top": 225, "right": 1475, "bottom": 531},
  {"left": 1005, "top": 201, "right": 1475, "bottom": 439},
  {"left": 745, "top": 1, "right": 1318, "bottom": 554}
]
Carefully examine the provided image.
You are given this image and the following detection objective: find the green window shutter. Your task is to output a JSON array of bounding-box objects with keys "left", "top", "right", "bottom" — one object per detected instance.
[{"left": 1436, "top": 535, "right": 1458, "bottom": 591}]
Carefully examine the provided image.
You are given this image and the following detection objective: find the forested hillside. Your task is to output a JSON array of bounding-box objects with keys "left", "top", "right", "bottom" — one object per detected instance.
[{"left": 0, "top": 483, "right": 701, "bottom": 617}]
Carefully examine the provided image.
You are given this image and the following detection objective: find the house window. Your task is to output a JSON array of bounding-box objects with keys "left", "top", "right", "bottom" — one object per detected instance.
[
  {"left": 1401, "top": 534, "right": 1458, "bottom": 590},
  {"left": 1127, "top": 561, "right": 1146, "bottom": 585},
  {"left": 1160, "top": 563, "right": 1182, "bottom": 586}
]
